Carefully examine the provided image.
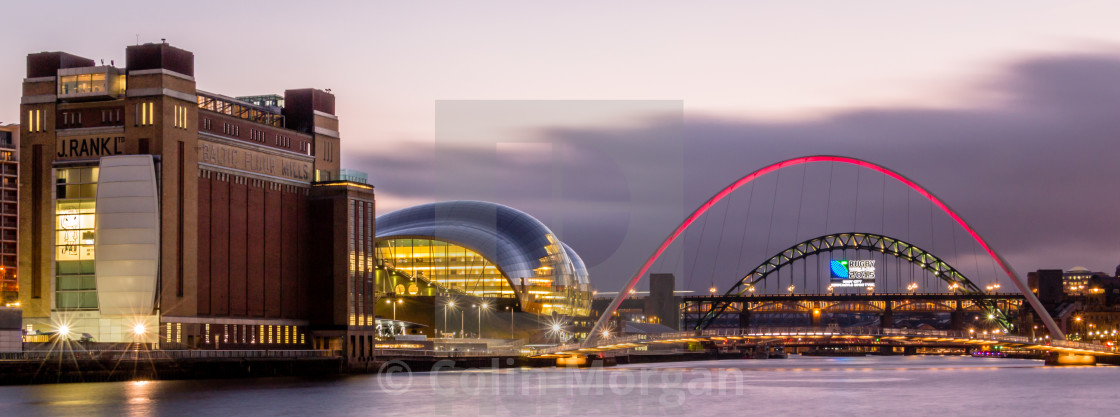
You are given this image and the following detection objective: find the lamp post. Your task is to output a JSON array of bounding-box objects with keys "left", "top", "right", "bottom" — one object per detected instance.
[
  {"left": 477, "top": 302, "right": 489, "bottom": 339},
  {"left": 551, "top": 323, "right": 563, "bottom": 344},
  {"left": 387, "top": 298, "right": 403, "bottom": 321},
  {"left": 444, "top": 300, "right": 456, "bottom": 338},
  {"left": 506, "top": 306, "right": 514, "bottom": 339}
]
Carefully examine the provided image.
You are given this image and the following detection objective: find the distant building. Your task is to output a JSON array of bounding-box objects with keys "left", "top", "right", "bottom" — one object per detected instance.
[
  {"left": 586, "top": 273, "right": 684, "bottom": 336},
  {"left": 1064, "top": 267, "right": 1100, "bottom": 296},
  {"left": 0, "top": 125, "right": 15, "bottom": 305},
  {"left": 1028, "top": 269, "right": 1064, "bottom": 308}
]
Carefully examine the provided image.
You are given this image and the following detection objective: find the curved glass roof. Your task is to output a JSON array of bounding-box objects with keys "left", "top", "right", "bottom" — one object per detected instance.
[
  {"left": 561, "top": 241, "right": 590, "bottom": 286},
  {"left": 376, "top": 201, "right": 592, "bottom": 315}
]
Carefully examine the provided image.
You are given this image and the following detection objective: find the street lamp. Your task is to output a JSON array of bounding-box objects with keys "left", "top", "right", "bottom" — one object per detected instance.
[
  {"left": 906, "top": 282, "right": 918, "bottom": 293},
  {"left": 550, "top": 322, "right": 565, "bottom": 344},
  {"left": 387, "top": 298, "right": 403, "bottom": 321},
  {"left": 787, "top": 284, "right": 795, "bottom": 295},
  {"left": 473, "top": 302, "right": 490, "bottom": 339},
  {"left": 444, "top": 300, "right": 456, "bottom": 338},
  {"left": 506, "top": 306, "right": 515, "bottom": 339},
  {"left": 709, "top": 285, "right": 717, "bottom": 295}
]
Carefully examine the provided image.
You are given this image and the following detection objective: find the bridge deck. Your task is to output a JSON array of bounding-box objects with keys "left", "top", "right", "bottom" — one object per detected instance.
[
  {"left": 532, "top": 327, "right": 1113, "bottom": 357},
  {"left": 682, "top": 292, "right": 1026, "bottom": 302}
]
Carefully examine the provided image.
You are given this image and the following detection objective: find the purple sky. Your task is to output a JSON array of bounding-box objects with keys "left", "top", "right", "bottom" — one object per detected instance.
[{"left": 4, "top": 2, "right": 1120, "bottom": 292}]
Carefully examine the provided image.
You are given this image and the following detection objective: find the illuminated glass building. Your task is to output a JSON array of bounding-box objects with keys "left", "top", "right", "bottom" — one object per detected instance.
[{"left": 376, "top": 201, "right": 593, "bottom": 317}]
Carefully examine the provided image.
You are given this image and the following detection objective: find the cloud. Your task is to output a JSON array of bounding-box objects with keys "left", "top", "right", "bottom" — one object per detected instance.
[{"left": 352, "top": 51, "right": 1120, "bottom": 292}]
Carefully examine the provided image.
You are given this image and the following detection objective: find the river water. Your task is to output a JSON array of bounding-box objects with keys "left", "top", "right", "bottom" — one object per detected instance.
[{"left": 0, "top": 355, "right": 1117, "bottom": 416}]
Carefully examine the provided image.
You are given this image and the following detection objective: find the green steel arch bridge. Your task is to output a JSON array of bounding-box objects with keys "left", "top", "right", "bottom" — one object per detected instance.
[{"left": 685, "top": 232, "right": 1019, "bottom": 332}]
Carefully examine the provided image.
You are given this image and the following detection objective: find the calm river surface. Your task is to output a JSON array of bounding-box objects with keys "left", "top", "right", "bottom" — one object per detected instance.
[{"left": 1, "top": 355, "right": 1118, "bottom": 416}]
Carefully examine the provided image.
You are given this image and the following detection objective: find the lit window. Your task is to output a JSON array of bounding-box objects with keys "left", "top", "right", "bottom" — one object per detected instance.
[{"left": 54, "top": 166, "right": 99, "bottom": 310}]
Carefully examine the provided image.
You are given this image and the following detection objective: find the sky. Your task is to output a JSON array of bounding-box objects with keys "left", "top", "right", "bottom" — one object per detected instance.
[{"left": 3, "top": 1, "right": 1120, "bottom": 292}]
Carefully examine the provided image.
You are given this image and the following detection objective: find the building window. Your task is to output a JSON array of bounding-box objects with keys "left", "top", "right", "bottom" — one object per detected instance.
[
  {"left": 173, "top": 105, "right": 188, "bottom": 129},
  {"left": 59, "top": 73, "right": 107, "bottom": 95},
  {"left": 100, "top": 109, "right": 121, "bottom": 124},
  {"left": 54, "top": 166, "right": 99, "bottom": 310},
  {"left": 136, "top": 102, "right": 155, "bottom": 126},
  {"left": 27, "top": 109, "right": 45, "bottom": 132},
  {"left": 60, "top": 111, "right": 83, "bottom": 127}
]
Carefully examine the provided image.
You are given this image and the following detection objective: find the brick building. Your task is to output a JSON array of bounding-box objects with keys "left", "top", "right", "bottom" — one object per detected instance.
[{"left": 18, "top": 43, "right": 374, "bottom": 356}]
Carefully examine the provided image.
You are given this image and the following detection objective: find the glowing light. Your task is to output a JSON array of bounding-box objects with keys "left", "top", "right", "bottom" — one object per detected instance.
[
  {"left": 551, "top": 323, "right": 561, "bottom": 332},
  {"left": 133, "top": 324, "right": 147, "bottom": 336},
  {"left": 58, "top": 325, "right": 71, "bottom": 337}
]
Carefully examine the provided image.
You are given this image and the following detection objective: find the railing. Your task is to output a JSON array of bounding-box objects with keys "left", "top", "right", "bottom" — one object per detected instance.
[
  {"left": 531, "top": 326, "right": 1115, "bottom": 356},
  {"left": 373, "top": 348, "right": 524, "bottom": 358},
  {"left": 1, "top": 349, "right": 342, "bottom": 361}
]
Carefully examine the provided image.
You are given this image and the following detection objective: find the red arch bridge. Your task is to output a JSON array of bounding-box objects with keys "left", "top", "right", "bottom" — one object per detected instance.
[{"left": 586, "top": 155, "right": 1110, "bottom": 356}]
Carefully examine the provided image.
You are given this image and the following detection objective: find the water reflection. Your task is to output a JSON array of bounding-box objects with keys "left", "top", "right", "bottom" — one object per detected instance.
[{"left": 0, "top": 356, "right": 1115, "bottom": 417}]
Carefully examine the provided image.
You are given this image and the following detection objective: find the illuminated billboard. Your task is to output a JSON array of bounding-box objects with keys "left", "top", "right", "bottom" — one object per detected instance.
[{"left": 829, "top": 259, "right": 875, "bottom": 288}]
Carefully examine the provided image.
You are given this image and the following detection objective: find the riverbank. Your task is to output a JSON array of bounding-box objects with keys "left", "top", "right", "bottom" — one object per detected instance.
[{"left": 0, "top": 356, "right": 344, "bottom": 385}]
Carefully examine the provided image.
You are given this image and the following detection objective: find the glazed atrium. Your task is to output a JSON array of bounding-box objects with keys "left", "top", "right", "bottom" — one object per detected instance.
[{"left": 375, "top": 201, "right": 592, "bottom": 317}]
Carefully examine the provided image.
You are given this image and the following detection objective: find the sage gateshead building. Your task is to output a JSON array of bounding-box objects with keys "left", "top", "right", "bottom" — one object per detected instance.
[
  {"left": 375, "top": 201, "right": 593, "bottom": 324},
  {"left": 18, "top": 42, "right": 377, "bottom": 355}
]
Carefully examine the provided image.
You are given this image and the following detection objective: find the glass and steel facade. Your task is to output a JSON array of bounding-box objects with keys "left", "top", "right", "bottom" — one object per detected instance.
[
  {"left": 376, "top": 201, "right": 592, "bottom": 316},
  {"left": 54, "top": 166, "right": 98, "bottom": 310},
  {"left": 376, "top": 238, "right": 512, "bottom": 298}
]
